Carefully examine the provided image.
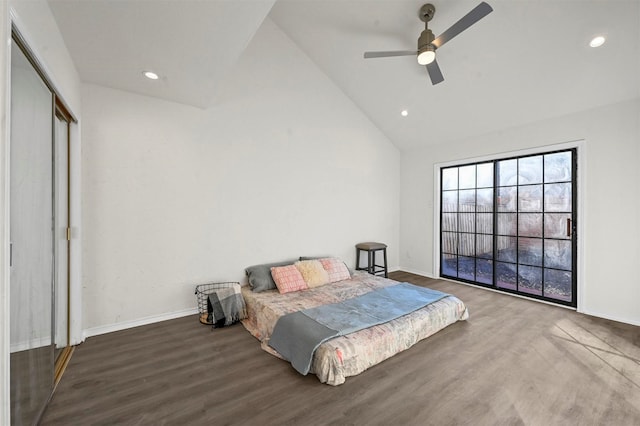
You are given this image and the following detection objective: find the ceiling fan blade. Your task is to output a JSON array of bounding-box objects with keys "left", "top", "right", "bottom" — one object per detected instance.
[
  {"left": 364, "top": 50, "right": 416, "bottom": 59},
  {"left": 432, "top": 2, "right": 493, "bottom": 49},
  {"left": 426, "top": 59, "right": 444, "bottom": 85}
]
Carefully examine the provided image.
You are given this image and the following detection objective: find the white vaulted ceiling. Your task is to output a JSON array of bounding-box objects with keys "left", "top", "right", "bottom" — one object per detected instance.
[
  {"left": 48, "top": 0, "right": 640, "bottom": 149},
  {"left": 48, "top": 0, "right": 276, "bottom": 108}
]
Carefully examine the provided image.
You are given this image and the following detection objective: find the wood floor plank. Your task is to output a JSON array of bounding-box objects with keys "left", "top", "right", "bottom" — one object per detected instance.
[{"left": 41, "top": 272, "right": 640, "bottom": 425}]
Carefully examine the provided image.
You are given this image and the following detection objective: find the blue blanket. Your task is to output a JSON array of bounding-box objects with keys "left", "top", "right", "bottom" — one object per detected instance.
[{"left": 268, "top": 283, "right": 450, "bottom": 375}]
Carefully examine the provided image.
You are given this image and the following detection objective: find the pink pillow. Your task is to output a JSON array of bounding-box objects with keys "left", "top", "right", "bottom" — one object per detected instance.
[
  {"left": 320, "top": 258, "right": 351, "bottom": 283},
  {"left": 271, "top": 265, "right": 308, "bottom": 294}
]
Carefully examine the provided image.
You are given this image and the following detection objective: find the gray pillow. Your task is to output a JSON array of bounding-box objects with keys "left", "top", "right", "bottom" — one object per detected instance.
[
  {"left": 245, "top": 259, "right": 297, "bottom": 292},
  {"left": 299, "top": 256, "right": 329, "bottom": 261}
]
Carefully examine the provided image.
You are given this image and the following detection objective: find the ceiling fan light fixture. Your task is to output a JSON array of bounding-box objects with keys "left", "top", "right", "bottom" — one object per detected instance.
[
  {"left": 589, "top": 36, "right": 605, "bottom": 48},
  {"left": 417, "top": 46, "right": 436, "bottom": 65},
  {"left": 143, "top": 70, "right": 159, "bottom": 80}
]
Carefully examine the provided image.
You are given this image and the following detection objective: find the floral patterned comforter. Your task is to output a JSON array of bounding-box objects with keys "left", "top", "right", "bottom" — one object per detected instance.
[{"left": 241, "top": 272, "right": 469, "bottom": 385}]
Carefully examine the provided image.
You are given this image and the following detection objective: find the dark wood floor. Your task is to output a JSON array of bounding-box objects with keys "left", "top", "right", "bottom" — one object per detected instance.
[{"left": 41, "top": 272, "right": 640, "bottom": 425}]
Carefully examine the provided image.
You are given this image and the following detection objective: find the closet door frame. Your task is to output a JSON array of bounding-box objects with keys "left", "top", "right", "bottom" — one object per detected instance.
[{"left": 53, "top": 105, "right": 74, "bottom": 386}]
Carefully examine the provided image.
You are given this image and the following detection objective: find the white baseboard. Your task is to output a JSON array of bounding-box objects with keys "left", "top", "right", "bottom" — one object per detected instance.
[
  {"left": 579, "top": 309, "right": 640, "bottom": 327},
  {"left": 83, "top": 307, "right": 198, "bottom": 339},
  {"left": 396, "top": 267, "right": 435, "bottom": 279}
]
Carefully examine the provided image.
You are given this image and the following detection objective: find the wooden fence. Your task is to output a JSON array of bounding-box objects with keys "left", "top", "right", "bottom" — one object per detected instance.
[{"left": 442, "top": 204, "right": 511, "bottom": 257}]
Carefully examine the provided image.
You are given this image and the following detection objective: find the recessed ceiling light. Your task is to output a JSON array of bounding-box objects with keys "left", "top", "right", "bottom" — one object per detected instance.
[
  {"left": 589, "top": 36, "right": 605, "bottom": 48},
  {"left": 401, "top": 110, "right": 409, "bottom": 117},
  {"left": 143, "top": 71, "right": 159, "bottom": 80}
]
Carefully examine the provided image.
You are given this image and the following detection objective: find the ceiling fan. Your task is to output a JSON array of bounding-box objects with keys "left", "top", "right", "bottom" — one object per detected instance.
[{"left": 364, "top": 2, "right": 493, "bottom": 85}]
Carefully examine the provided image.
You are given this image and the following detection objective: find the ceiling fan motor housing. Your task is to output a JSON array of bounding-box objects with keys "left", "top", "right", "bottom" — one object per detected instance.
[{"left": 418, "top": 29, "right": 435, "bottom": 51}]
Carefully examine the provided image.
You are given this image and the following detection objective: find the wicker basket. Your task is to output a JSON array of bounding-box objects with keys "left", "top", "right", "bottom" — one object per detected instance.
[{"left": 194, "top": 282, "right": 240, "bottom": 325}]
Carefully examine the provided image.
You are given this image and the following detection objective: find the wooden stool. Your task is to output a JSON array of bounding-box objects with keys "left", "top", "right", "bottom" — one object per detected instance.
[{"left": 355, "top": 242, "right": 388, "bottom": 278}]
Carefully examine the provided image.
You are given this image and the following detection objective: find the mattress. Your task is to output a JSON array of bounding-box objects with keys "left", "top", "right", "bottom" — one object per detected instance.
[{"left": 241, "top": 272, "right": 468, "bottom": 385}]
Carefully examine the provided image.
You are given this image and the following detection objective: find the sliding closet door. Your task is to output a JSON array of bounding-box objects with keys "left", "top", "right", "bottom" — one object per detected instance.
[{"left": 9, "top": 39, "right": 55, "bottom": 425}]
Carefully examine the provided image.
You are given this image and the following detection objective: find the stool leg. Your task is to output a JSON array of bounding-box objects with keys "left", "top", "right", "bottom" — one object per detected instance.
[
  {"left": 383, "top": 248, "right": 388, "bottom": 278},
  {"left": 368, "top": 250, "right": 373, "bottom": 274}
]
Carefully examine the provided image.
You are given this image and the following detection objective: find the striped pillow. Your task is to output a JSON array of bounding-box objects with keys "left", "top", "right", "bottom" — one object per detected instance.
[
  {"left": 271, "top": 265, "right": 308, "bottom": 294},
  {"left": 320, "top": 258, "right": 351, "bottom": 283}
]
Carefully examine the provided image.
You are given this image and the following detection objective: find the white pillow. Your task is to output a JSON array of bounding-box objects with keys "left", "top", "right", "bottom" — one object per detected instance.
[{"left": 294, "top": 260, "right": 330, "bottom": 288}]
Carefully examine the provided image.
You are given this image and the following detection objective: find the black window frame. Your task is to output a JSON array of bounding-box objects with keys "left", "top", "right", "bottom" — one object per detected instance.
[{"left": 439, "top": 148, "right": 577, "bottom": 308}]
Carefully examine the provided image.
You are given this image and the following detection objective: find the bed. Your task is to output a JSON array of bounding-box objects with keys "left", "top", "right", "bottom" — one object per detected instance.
[{"left": 241, "top": 269, "right": 468, "bottom": 386}]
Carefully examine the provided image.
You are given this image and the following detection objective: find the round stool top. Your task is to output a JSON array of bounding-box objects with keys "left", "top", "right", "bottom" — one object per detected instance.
[{"left": 356, "top": 242, "right": 387, "bottom": 250}]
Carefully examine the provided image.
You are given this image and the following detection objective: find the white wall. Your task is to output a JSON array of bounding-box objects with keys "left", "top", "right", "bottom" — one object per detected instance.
[
  {"left": 81, "top": 18, "right": 400, "bottom": 333},
  {"left": 400, "top": 98, "right": 640, "bottom": 326}
]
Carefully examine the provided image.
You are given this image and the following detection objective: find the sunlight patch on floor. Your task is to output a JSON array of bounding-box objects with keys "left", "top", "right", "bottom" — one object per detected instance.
[{"left": 551, "top": 318, "right": 640, "bottom": 394}]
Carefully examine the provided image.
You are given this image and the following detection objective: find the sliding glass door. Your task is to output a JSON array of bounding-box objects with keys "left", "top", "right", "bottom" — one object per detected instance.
[{"left": 440, "top": 149, "right": 576, "bottom": 307}]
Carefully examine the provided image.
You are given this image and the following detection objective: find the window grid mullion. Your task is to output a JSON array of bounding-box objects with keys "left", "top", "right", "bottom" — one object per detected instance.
[{"left": 541, "top": 155, "right": 546, "bottom": 297}]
